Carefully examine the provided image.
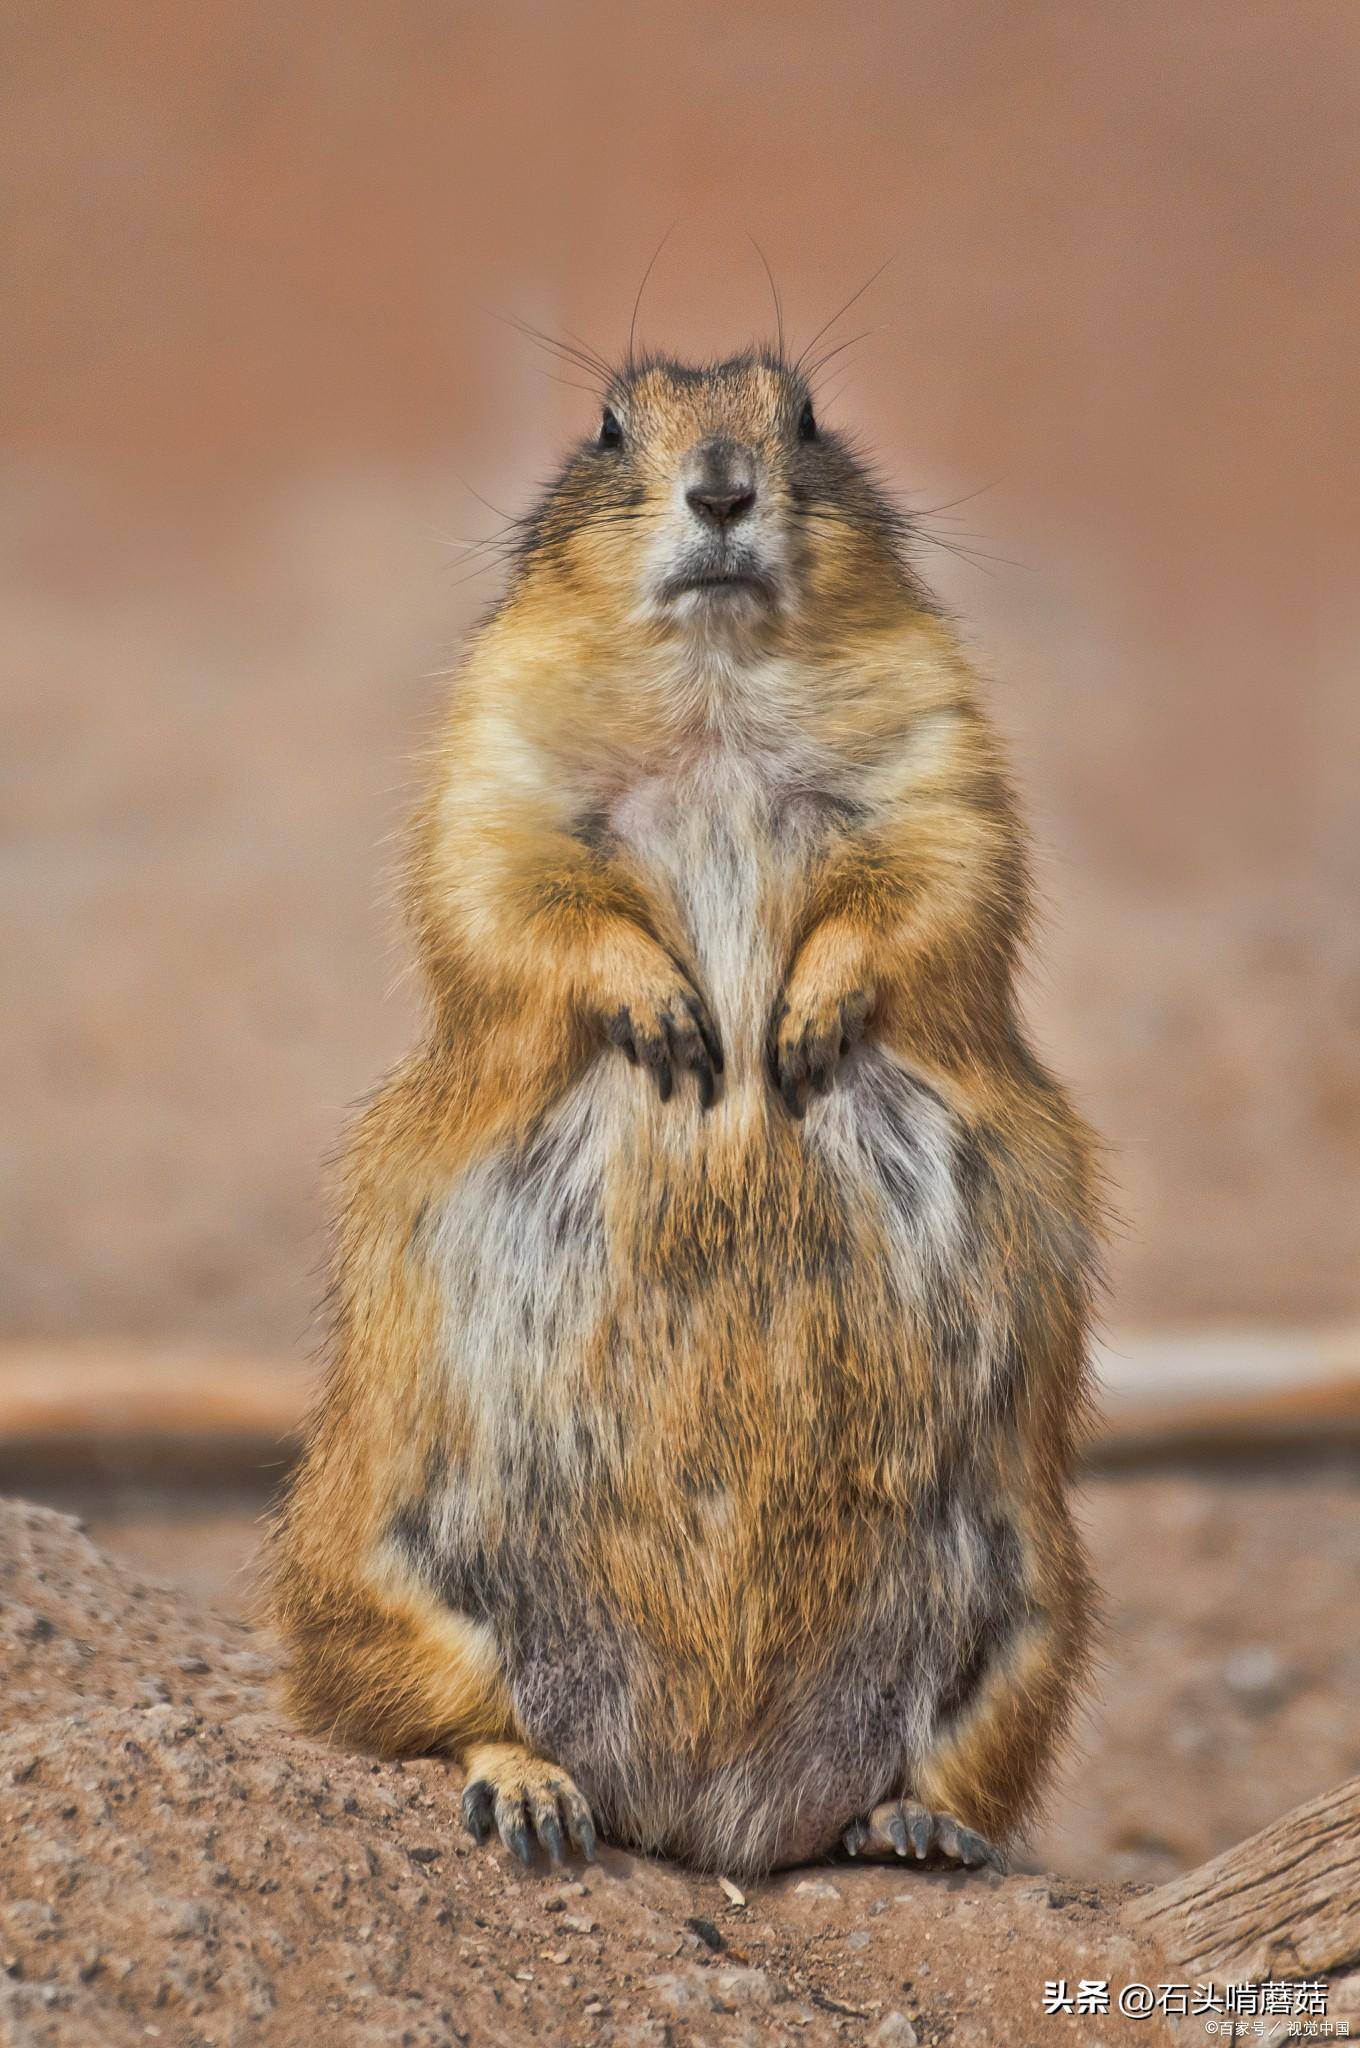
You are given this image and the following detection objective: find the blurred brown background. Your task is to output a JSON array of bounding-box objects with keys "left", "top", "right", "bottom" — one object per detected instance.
[
  {"left": 2, "top": 0, "right": 1359, "bottom": 1897},
  {"left": 3, "top": 0, "right": 1358, "bottom": 1353}
]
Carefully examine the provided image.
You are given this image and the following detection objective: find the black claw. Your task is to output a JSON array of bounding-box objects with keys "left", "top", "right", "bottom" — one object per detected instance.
[
  {"left": 887, "top": 1810, "right": 910, "bottom": 1858},
  {"left": 843, "top": 1819, "right": 867, "bottom": 1857},
  {"left": 503, "top": 1815, "right": 534, "bottom": 1866},
  {"left": 461, "top": 1779, "right": 494, "bottom": 1844},
  {"left": 938, "top": 1819, "right": 971, "bottom": 1865},
  {"left": 561, "top": 1793, "right": 594, "bottom": 1860},
  {"left": 606, "top": 1009, "right": 638, "bottom": 1063},
  {"left": 685, "top": 997, "right": 724, "bottom": 1076},
  {"left": 537, "top": 1810, "right": 566, "bottom": 1866},
  {"left": 615, "top": 985, "right": 725, "bottom": 1112},
  {"left": 765, "top": 988, "right": 873, "bottom": 1113},
  {"left": 953, "top": 1824, "right": 1004, "bottom": 1872},
  {"left": 672, "top": 1010, "right": 719, "bottom": 1110},
  {"left": 907, "top": 1809, "right": 933, "bottom": 1860},
  {"left": 765, "top": 1005, "right": 786, "bottom": 1092}
]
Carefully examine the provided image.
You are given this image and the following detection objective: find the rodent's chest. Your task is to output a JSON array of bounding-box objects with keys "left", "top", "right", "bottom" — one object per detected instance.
[
  {"left": 604, "top": 745, "right": 847, "bottom": 1039},
  {"left": 605, "top": 738, "right": 844, "bottom": 853}
]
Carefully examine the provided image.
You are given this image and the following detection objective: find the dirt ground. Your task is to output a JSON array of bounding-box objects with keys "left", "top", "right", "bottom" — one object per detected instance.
[
  {"left": 0, "top": 1497, "right": 1176, "bottom": 2048},
  {"left": 39, "top": 1463, "right": 1360, "bottom": 1889},
  {"left": 3, "top": 1476, "right": 1358, "bottom": 2046}
]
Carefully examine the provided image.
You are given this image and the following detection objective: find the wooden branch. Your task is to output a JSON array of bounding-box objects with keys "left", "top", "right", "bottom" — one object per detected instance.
[
  {"left": 1129, "top": 1775, "right": 1360, "bottom": 1983},
  {"left": 0, "top": 1344, "right": 308, "bottom": 1484},
  {"left": 4, "top": 1337, "right": 1359, "bottom": 1480}
]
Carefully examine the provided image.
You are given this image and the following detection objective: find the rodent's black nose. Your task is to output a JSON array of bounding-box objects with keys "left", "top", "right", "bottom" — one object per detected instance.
[
  {"left": 684, "top": 441, "right": 757, "bottom": 528},
  {"left": 686, "top": 483, "right": 757, "bottom": 528}
]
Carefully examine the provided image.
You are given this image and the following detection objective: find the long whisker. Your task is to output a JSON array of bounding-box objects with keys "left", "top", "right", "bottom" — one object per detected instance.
[
  {"left": 452, "top": 474, "right": 530, "bottom": 528},
  {"left": 628, "top": 222, "right": 679, "bottom": 372},
  {"left": 525, "top": 363, "right": 604, "bottom": 396},
  {"left": 804, "top": 327, "right": 881, "bottom": 383},
  {"left": 912, "top": 527, "right": 1027, "bottom": 573},
  {"left": 909, "top": 482, "right": 1002, "bottom": 518},
  {"left": 432, "top": 531, "right": 517, "bottom": 561},
  {"left": 796, "top": 499, "right": 1017, "bottom": 575},
  {"left": 791, "top": 504, "right": 908, "bottom": 535},
  {"left": 747, "top": 233, "right": 785, "bottom": 361},
  {"left": 816, "top": 368, "right": 859, "bottom": 410},
  {"left": 795, "top": 258, "right": 894, "bottom": 375},
  {"left": 562, "top": 323, "right": 614, "bottom": 372},
  {"left": 447, "top": 555, "right": 516, "bottom": 592},
  {"left": 495, "top": 312, "right": 613, "bottom": 388}
]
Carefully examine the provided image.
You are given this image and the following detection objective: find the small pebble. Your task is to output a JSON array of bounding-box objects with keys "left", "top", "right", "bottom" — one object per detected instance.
[
  {"left": 685, "top": 1917, "right": 725, "bottom": 1953},
  {"left": 867, "top": 2014, "right": 919, "bottom": 2048}
]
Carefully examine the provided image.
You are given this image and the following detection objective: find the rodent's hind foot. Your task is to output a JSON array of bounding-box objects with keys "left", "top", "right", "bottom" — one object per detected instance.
[
  {"left": 460, "top": 1742, "right": 597, "bottom": 1868},
  {"left": 842, "top": 1799, "right": 1005, "bottom": 1875}
]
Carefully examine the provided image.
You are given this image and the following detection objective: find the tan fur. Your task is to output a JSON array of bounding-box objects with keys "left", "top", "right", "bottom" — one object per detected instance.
[{"left": 268, "top": 351, "right": 1102, "bottom": 1874}]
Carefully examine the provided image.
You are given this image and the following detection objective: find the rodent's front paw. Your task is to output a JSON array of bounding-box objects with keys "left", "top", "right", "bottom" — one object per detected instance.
[
  {"left": 603, "top": 971, "right": 724, "bottom": 1109},
  {"left": 767, "top": 982, "right": 871, "bottom": 1119}
]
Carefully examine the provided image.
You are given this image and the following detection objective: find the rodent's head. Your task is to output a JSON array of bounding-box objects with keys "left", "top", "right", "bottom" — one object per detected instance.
[{"left": 516, "top": 352, "right": 913, "bottom": 646}]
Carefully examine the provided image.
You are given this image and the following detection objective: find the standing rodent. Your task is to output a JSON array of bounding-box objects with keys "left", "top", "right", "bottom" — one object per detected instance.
[{"left": 269, "top": 345, "right": 1102, "bottom": 1878}]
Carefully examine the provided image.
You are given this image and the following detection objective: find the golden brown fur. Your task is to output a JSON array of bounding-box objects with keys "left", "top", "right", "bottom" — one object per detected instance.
[{"left": 269, "top": 350, "right": 1101, "bottom": 1876}]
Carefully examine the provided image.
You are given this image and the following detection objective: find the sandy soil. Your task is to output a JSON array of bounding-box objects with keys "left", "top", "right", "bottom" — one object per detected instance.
[
  {"left": 47, "top": 1464, "right": 1360, "bottom": 1889},
  {"left": 0, "top": 1497, "right": 1175, "bottom": 2048}
]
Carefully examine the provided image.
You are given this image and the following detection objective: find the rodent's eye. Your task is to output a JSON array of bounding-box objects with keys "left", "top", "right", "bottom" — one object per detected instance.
[
  {"left": 797, "top": 398, "right": 818, "bottom": 442},
  {"left": 598, "top": 407, "right": 623, "bottom": 450}
]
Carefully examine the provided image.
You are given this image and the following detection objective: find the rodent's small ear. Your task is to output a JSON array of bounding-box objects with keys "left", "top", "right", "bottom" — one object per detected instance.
[
  {"left": 797, "top": 398, "right": 818, "bottom": 442},
  {"left": 598, "top": 406, "right": 624, "bottom": 449}
]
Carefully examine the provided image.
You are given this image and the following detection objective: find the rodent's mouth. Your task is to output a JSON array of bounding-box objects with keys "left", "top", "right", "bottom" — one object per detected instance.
[{"left": 658, "top": 568, "right": 776, "bottom": 605}]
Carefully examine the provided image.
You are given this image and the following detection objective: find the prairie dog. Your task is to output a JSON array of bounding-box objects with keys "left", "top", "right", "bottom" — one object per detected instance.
[{"left": 270, "top": 347, "right": 1101, "bottom": 1878}]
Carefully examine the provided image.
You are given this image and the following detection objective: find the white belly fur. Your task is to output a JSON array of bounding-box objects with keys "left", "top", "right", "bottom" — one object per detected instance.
[
  {"left": 409, "top": 749, "right": 1019, "bottom": 1869},
  {"left": 423, "top": 746, "right": 975, "bottom": 1431}
]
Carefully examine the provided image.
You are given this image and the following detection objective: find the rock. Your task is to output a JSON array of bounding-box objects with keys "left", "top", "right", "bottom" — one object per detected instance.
[{"left": 868, "top": 2015, "right": 920, "bottom": 2047}]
